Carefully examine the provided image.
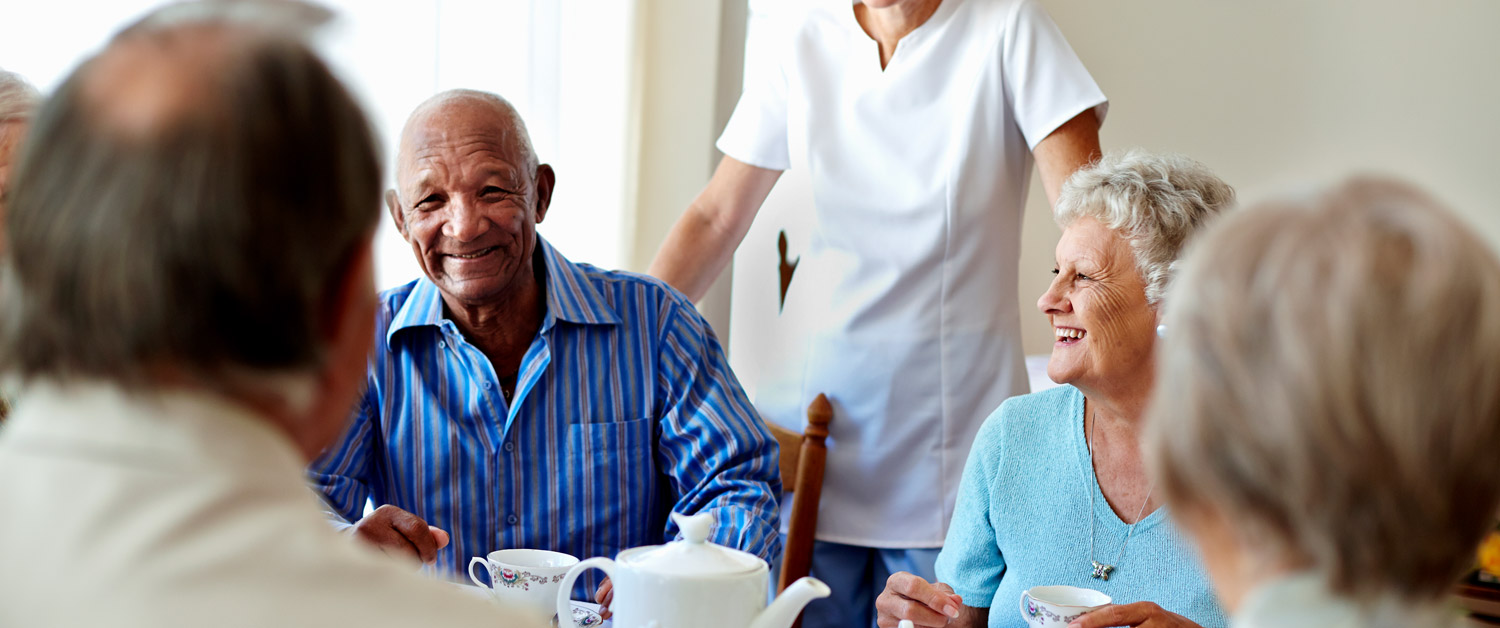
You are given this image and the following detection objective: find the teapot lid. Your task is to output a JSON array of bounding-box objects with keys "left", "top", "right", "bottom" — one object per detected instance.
[{"left": 619, "top": 512, "right": 763, "bottom": 576}]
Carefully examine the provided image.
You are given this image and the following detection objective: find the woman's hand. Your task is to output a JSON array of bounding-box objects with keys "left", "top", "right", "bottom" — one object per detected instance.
[
  {"left": 875, "top": 571, "right": 965, "bottom": 628},
  {"left": 1068, "top": 602, "right": 1202, "bottom": 628}
]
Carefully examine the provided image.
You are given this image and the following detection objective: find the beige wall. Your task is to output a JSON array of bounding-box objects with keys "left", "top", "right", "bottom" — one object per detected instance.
[
  {"left": 627, "top": 0, "right": 747, "bottom": 338},
  {"left": 1017, "top": 0, "right": 1500, "bottom": 355}
]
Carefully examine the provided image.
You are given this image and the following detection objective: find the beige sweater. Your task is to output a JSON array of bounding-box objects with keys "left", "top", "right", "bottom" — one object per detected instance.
[{"left": 0, "top": 381, "right": 546, "bottom": 628}]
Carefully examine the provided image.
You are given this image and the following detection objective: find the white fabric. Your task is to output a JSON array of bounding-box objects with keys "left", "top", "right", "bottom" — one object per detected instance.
[
  {"left": 1233, "top": 573, "right": 1463, "bottom": 628},
  {"left": 719, "top": 0, "right": 1106, "bottom": 547},
  {"left": 0, "top": 382, "right": 545, "bottom": 628}
]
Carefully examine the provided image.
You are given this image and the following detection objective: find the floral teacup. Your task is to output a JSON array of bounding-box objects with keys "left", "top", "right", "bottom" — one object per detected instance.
[
  {"left": 1019, "top": 585, "right": 1111, "bottom": 628},
  {"left": 469, "top": 549, "right": 579, "bottom": 621}
]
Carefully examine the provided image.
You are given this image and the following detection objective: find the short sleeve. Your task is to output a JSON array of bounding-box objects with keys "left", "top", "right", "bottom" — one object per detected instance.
[
  {"left": 933, "top": 404, "right": 1009, "bottom": 607},
  {"left": 1003, "top": 0, "right": 1108, "bottom": 150},
  {"left": 715, "top": 11, "right": 793, "bottom": 171}
]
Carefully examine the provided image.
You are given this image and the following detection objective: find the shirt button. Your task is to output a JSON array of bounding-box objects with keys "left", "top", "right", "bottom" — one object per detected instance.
[
  {"left": 483, "top": 381, "right": 493, "bottom": 390},
  {"left": 507, "top": 514, "right": 519, "bottom": 525},
  {"left": 503, "top": 441, "right": 514, "bottom": 453},
  {"left": 438, "top": 340, "right": 446, "bottom": 348}
]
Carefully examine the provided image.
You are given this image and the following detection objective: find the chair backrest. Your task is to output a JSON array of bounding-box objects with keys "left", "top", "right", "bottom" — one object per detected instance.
[{"left": 777, "top": 393, "right": 832, "bottom": 595}]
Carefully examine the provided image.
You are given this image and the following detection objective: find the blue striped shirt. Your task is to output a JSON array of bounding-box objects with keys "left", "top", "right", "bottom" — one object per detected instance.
[{"left": 309, "top": 238, "right": 782, "bottom": 592}]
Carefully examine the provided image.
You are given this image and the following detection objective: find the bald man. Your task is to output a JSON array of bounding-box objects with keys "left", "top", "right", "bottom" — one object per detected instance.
[
  {"left": 0, "top": 6, "right": 543, "bottom": 628},
  {"left": 309, "top": 90, "right": 782, "bottom": 606}
]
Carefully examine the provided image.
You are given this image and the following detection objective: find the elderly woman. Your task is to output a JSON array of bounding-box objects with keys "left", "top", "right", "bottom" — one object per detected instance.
[
  {"left": 0, "top": 68, "right": 39, "bottom": 423},
  {"left": 876, "top": 151, "right": 1234, "bottom": 628},
  {"left": 1146, "top": 178, "right": 1500, "bottom": 628}
]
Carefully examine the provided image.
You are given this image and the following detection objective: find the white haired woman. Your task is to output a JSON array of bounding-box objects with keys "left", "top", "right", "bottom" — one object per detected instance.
[
  {"left": 1146, "top": 178, "right": 1500, "bottom": 628},
  {"left": 876, "top": 151, "right": 1234, "bottom": 628},
  {"left": 0, "top": 67, "right": 39, "bottom": 423}
]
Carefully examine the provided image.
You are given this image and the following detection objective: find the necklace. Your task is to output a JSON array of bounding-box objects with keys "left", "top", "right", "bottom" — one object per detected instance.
[{"left": 1087, "top": 406, "right": 1154, "bottom": 581}]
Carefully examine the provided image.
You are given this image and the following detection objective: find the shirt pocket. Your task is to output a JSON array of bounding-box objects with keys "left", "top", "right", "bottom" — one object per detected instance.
[{"left": 566, "top": 417, "right": 660, "bottom": 562}]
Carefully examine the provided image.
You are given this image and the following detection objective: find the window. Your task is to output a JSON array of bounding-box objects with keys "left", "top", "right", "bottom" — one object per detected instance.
[{"left": 0, "top": 0, "right": 637, "bottom": 289}]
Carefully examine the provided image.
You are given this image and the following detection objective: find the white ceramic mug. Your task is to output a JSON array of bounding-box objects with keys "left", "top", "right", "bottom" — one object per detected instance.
[
  {"left": 468, "top": 549, "right": 579, "bottom": 621},
  {"left": 1018, "top": 585, "right": 1111, "bottom": 628}
]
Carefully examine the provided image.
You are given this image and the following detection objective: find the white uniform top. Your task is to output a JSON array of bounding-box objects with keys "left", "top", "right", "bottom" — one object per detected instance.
[{"left": 719, "top": 0, "right": 1106, "bottom": 547}]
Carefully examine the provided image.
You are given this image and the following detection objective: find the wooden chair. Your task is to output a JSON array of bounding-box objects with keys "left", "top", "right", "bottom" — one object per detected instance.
[{"left": 765, "top": 394, "right": 833, "bottom": 628}]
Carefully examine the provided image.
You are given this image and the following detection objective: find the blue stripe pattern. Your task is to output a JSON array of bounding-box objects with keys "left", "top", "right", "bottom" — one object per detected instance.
[{"left": 309, "top": 238, "right": 782, "bottom": 594}]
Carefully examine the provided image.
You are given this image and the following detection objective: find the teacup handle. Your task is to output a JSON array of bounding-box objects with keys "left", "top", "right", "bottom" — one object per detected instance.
[
  {"left": 558, "top": 557, "right": 617, "bottom": 625},
  {"left": 468, "top": 556, "right": 492, "bottom": 589}
]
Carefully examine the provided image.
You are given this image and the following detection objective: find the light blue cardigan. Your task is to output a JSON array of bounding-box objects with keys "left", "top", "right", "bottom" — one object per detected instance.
[{"left": 934, "top": 385, "right": 1227, "bottom": 627}]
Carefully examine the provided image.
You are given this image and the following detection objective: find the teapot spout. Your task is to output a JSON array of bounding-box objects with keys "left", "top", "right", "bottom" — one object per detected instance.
[{"left": 750, "top": 577, "right": 831, "bottom": 628}]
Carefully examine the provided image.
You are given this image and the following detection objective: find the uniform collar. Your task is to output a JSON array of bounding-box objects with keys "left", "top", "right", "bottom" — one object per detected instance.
[{"left": 386, "top": 237, "right": 620, "bottom": 351}]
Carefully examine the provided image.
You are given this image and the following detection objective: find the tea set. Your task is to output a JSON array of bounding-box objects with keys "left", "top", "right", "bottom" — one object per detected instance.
[{"left": 464, "top": 512, "right": 1109, "bottom": 627}]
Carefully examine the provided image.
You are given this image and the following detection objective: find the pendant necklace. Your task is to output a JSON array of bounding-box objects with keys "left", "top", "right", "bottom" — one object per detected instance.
[{"left": 1087, "top": 406, "right": 1154, "bottom": 581}]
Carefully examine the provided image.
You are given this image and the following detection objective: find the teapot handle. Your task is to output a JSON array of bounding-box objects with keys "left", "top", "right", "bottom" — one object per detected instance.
[{"left": 558, "top": 557, "right": 617, "bottom": 625}]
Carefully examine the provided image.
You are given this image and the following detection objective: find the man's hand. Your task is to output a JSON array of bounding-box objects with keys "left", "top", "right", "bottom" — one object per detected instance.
[
  {"left": 594, "top": 577, "right": 614, "bottom": 620},
  {"left": 875, "top": 572, "right": 965, "bottom": 628},
  {"left": 1067, "top": 602, "right": 1202, "bottom": 628},
  {"left": 351, "top": 504, "right": 449, "bottom": 564}
]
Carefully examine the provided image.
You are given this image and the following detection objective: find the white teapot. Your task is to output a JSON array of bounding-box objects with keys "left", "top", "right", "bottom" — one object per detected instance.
[{"left": 556, "top": 512, "right": 830, "bottom": 628}]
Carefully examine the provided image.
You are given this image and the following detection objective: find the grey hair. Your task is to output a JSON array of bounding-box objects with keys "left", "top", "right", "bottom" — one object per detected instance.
[
  {"left": 1055, "top": 150, "right": 1236, "bottom": 306},
  {"left": 0, "top": 1, "right": 380, "bottom": 384},
  {"left": 0, "top": 68, "right": 40, "bottom": 123},
  {"left": 1147, "top": 177, "right": 1500, "bottom": 603}
]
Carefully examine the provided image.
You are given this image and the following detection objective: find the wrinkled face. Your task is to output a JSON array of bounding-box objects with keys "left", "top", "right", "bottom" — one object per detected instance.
[
  {"left": 0, "top": 120, "right": 25, "bottom": 222},
  {"left": 1037, "top": 217, "right": 1158, "bottom": 391},
  {"left": 391, "top": 103, "right": 551, "bottom": 308}
]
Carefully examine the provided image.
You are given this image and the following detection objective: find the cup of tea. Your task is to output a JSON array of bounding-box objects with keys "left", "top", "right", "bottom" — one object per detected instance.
[
  {"left": 1018, "top": 585, "right": 1111, "bottom": 628},
  {"left": 469, "top": 549, "right": 580, "bottom": 621}
]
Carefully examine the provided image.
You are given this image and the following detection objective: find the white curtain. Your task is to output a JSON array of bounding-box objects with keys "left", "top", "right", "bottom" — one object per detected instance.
[{"left": 0, "top": 0, "right": 642, "bottom": 289}]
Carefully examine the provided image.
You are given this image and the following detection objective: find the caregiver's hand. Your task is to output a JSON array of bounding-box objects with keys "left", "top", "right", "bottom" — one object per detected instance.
[
  {"left": 875, "top": 571, "right": 973, "bottom": 628},
  {"left": 1067, "top": 602, "right": 1202, "bottom": 628}
]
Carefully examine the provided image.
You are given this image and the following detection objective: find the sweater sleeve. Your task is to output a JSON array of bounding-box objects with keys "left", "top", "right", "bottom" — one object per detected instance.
[{"left": 933, "top": 402, "right": 1011, "bottom": 607}]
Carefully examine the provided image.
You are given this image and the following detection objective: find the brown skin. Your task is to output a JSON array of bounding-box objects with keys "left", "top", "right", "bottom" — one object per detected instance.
[
  {"left": 347, "top": 95, "right": 557, "bottom": 567},
  {"left": 878, "top": 221, "right": 1203, "bottom": 628}
]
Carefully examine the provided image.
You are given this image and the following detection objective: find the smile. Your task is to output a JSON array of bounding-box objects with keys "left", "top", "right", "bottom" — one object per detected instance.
[
  {"left": 1056, "top": 327, "right": 1086, "bottom": 344},
  {"left": 448, "top": 246, "right": 498, "bottom": 260}
]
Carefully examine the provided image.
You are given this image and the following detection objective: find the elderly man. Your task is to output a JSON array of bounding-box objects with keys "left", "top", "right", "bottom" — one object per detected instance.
[
  {"left": 0, "top": 67, "right": 38, "bottom": 423},
  {"left": 0, "top": 5, "right": 541, "bottom": 627},
  {"left": 309, "top": 90, "right": 782, "bottom": 604}
]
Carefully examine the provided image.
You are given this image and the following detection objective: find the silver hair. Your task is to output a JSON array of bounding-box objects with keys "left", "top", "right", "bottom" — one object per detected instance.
[
  {"left": 1054, "top": 150, "right": 1236, "bottom": 306},
  {"left": 0, "top": 68, "right": 40, "bottom": 123},
  {"left": 1147, "top": 177, "right": 1500, "bottom": 603}
]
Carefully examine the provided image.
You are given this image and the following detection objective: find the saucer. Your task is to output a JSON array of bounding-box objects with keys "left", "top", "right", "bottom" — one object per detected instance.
[
  {"left": 552, "top": 606, "right": 602, "bottom": 626},
  {"left": 571, "top": 606, "right": 604, "bottom": 626}
]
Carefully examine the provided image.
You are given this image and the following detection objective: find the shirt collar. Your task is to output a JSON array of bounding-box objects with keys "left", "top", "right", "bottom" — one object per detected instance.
[{"left": 386, "top": 236, "right": 621, "bottom": 351}]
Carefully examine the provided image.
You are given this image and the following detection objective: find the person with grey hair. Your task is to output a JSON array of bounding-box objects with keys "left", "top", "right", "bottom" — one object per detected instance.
[
  {"left": 0, "top": 67, "right": 39, "bottom": 423},
  {"left": 307, "top": 88, "right": 782, "bottom": 617},
  {"left": 0, "top": 4, "right": 544, "bottom": 627},
  {"left": 1146, "top": 178, "right": 1500, "bottom": 628},
  {"left": 876, "top": 151, "right": 1235, "bottom": 628}
]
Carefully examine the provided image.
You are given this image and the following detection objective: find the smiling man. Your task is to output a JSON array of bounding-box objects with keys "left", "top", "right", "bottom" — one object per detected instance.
[{"left": 308, "top": 90, "right": 781, "bottom": 604}]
